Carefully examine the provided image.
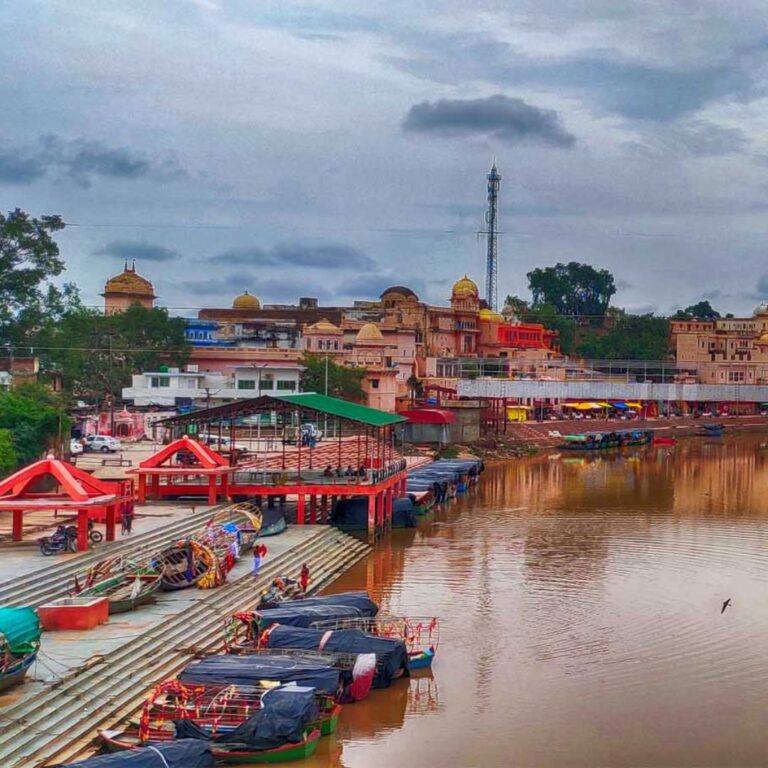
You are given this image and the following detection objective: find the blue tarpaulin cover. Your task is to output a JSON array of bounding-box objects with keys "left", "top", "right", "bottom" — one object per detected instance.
[
  {"left": 264, "top": 625, "right": 409, "bottom": 688},
  {"left": 175, "top": 686, "right": 315, "bottom": 750},
  {"left": 256, "top": 592, "right": 378, "bottom": 629},
  {"left": 179, "top": 654, "right": 341, "bottom": 695},
  {"left": 58, "top": 740, "right": 213, "bottom": 768}
]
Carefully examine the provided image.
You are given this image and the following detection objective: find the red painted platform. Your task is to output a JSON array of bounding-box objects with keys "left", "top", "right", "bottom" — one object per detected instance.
[{"left": 38, "top": 597, "right": 109, "bottom": 631}]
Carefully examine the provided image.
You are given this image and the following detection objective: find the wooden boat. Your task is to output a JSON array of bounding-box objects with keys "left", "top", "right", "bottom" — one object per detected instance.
[
  {"left": 155, "top": 539, "right": 221, "bottom": 590},
  {"left": 0, "top": 607, "right": 41, "bottom": 692},
  {"left": 98, "top": 728, "right": 322, "bottom": 763},
  {"left": 312, "top": 615, "right": 439, "bottom": 671},
  {"left": 653, "top": 436, "right": 676, "bottom": 446},
  {"left": 71, "top": 558, "right": 163, "bottom": 614},
  {"left": 260, "top": 508, "right": 287, "bottom": 537},
  {"left": 408, "top": 491, "right": 435, "bottom": 516},
  {"left": 559, "top": 430, "right": 654, "bottom": 451}
]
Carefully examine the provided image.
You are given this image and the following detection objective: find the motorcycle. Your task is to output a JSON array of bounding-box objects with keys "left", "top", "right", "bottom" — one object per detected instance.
[
  {"left": 64, "top": 519, "right": 104, "bottom": 544},
  {"left": 38, "top": 525, "right": 78, "bottom": 556}
]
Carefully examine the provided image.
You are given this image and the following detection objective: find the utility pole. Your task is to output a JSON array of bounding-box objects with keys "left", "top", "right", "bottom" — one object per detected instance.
[{"left": 484, "top": 162, "right": 501, "bottom": 312}]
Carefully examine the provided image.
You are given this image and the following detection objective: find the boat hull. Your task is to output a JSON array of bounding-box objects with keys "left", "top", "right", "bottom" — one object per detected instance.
[
  {"left": 408, "top": 648, "right": 435, "bottom": 670},
  {"left": 0, "top": 653, "right": 35, "bottom": 692},
  {"left": 212, "top": 729, "right": 321, "bottom": 764}
]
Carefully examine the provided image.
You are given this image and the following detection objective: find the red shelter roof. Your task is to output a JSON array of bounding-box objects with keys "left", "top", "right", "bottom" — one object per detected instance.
[
  {"left": 0, "top": 458, "right": 119, "bottom": 503},
  {"left": 400, "top": 408, "right": 456, "bottom": 425},
  {"left": 139, "top": 436, "right": 228, "bottom": 470}
]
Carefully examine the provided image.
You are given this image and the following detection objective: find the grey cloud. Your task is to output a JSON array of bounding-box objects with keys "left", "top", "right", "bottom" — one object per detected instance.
[
  {"left": 95, "top": 240, "right": 181, "bottom": 263},
  {"left": 180, "top": 274, "right": 331, "bottom": 302},
  {"left": 403, "top": 95, "right": 575, "bottom": 148},
  {"left": 623, "top": 121, "right": 747, "bottom": 159},
  {"left": 336, "top": 273, "right": 427, "bottom": 298},
  {"left": 211, "top": 243, "right": 376, "bottom": 270},
  {"left": 0, "top": 135, "right": 184, "bottom": 187},
  {"left": 756, "top": 274, "right": 768, "bottom": 297},
  {"left": 0, "top": 152, "right": 46, "bottom": 183}
]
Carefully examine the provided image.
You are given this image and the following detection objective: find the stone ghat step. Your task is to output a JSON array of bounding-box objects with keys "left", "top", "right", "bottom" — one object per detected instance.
[
  {"left": 0, "top": 527, "right": 370, "bottom": 768},
  {"left": 0, "top": 503, "right": 247, "bottom": 608}
]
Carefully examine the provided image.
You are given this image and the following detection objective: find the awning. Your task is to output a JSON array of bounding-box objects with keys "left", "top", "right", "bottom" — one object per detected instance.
[
  {"left": 400, "top": 408, "right": 456, "bottom": 424},
  {"left": 611, "top": 402, "right": 629, "bottom": 410},
  {"left": 626, "top": 402, "right": 643, "bottom": 409}
]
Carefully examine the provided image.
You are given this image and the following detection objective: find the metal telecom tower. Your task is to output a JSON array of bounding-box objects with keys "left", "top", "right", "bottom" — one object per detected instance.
[{"left": 484, "top": 162, "right": 501, "bottom": 311}]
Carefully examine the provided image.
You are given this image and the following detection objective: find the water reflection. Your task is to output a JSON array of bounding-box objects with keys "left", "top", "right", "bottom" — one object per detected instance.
[{"left": 319, "top": 435, "right": 768, "bottom": 767}]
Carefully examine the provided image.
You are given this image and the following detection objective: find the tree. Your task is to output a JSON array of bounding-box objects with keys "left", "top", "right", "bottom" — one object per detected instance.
[
  {"left": 672, "top": 300, "right": 721, "bottom": 320},
  {"left": 38, "top": 305, "right": 190, "bottom": 402},
  {"left": 0, "top": 429, "right": 16, "bottom": 474},
  {"left": 0, "top": 386, "right": 68, "bottom": 465},
  {"left": 0, "top": 209, "right": 79, "bottom": 346},
  {"left": 522, "top": 302, "right": 576, "bottom": 355},
  {"left": 527, "top": 262, "right": 616, "bottom": 322},
  {"left": 502, "top": 295, "right": 530, "bottom": 317},
  {"left": 575, "top": 314, "right": 670, "bottom": 360},
  {"left": 299, "top": 353, "right": 365, "bottom": 400}
]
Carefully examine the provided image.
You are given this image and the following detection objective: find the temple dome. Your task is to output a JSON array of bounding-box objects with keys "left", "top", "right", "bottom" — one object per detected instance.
[
  {"left": 755, "top": 302, "right": 768, "bottom": 316},
  {"left": 380, "top": 285, "right": 419, "bottom": 302},
  {"left": 104, "top": 263, "right": 155, "bottom": 298},
  {"left": 306, "top": 318, "right": 342, "bottom": 335},
  {"left": 232, "top": 291, "right": 261, "bottom": 310},
  {"left": 479, "top": 308, "right": 504, "bottom": 322},
  {"left": 356, "top": 322, "right": 385, "bottom": 343},
  {"left": 451, "top": 275, "right": 479, "bottom": 299}
]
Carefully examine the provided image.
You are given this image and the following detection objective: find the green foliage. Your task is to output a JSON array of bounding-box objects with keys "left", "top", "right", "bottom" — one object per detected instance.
[
  {"left": 502, "top": 295, "right": 530, "bottom": 317},
  {"left": 0, "top": 429, "right": 17, "bottom": 474},
  {"left": 0, "top": 209, "right": 81, "bottom": 345},
  {"left": 300, "top": 353, "right": 365, "bottom": 400},
  {"left": 435, "top": 445, "right": 460, "bottom": 459},
  {"left": 672, "top": 300, "right": 721, "bottom": 320},
  {"left": 575, "top": 314, "right": 671, "bottom": 360},
  {"left": 527, "top": 261, "right": 616, "bottom": 322},
  {"left": 0, "top": 388, "right": 68, "bottom": 465},
  {"left": 35, "top": 304, "right": 190, "bottom": 402}
]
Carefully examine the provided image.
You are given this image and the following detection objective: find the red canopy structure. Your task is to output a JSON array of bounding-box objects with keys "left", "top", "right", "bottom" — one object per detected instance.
[
  {"left": 400, "top": 409, "right": 456, "bottom": 424},
  {"left": 0, "top": 459, "right": 133, "bottom": 551},
  {"left": 132, "top": 436, "right": 232, "bottom": 505}
]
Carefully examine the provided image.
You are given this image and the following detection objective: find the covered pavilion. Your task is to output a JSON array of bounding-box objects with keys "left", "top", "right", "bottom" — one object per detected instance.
[
  {"left": 132, "top": 435, "right": 231, "bottom": 505},
  {"left": 154, "top": 393, "right": 407, "bottom": 541},
  {"left": 0, "top": 459, "right": 133, "bottom": 551}
]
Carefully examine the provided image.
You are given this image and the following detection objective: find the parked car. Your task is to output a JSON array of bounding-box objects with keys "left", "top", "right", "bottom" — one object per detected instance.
[
  {"left": 84, "top": 435, "right": 121, "bottom": 453},
  {"left": 69, "top": 438, "right": 84, "bottom": 456}
]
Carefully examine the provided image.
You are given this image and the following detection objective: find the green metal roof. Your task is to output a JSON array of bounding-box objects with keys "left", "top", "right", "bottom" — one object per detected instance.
[
  {"left": 0, "top": 607, "right": 41, "bottom": 654},
  {"left": 272, "top": 393, "right": 405, "bottom": 427}
]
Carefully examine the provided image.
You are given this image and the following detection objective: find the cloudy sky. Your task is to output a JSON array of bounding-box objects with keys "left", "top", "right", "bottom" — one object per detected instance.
[{"left": 3, "top": 0, "right": 768, "bottom": 316}]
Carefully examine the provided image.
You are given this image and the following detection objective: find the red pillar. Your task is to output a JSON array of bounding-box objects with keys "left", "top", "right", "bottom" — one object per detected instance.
[
  {"left": 11, "top": 509, "right": 22, "bottom": 542},
  {"left": 151, "top": 474, "right": 160, "bottom": 499},
  {"left": 367, "top": 494, "right": 375, "bottom": 542},
  {"left": 220, "top": 472, "right": 229, "bottom": 499},
  {"left": 138, "top": 474, "right": 147, "bottom": 504},
  {"left": 297, "top": 494, "right": 306, "bottom": 525},
  {"left": 386, "top": 486, "right": 393, "bottom": 523},
  {"left": 208, "top": 475, "right": 217, "bottom": 505},
  {"left": 309, "top": 495, "right": 317, "bottom": 524},
  {"left": 105, "top": 504, "right": 116, "bottom": 542},
  {"left": 77, "top": 508, "right": 89, "bottom": 551}
]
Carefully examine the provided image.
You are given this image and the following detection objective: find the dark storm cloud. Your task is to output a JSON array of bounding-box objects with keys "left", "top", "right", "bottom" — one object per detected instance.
[
  {"left": 0, "top": 135, "right": 184, "bottom": 187},
  {"left": 95, "top": 240, "right": 181, "bottom": 262},
  {"left": 403, "top": 95, "right": 576, "bottom": 148},
  {"left": 180, "top": 274, "right": 331, "bottom": 302},
  {"left": 211, "top": 243, "right": 376, "bottom": 270},
  {"left": 0, "top": 152, "right": 46, "bottom": 183}
]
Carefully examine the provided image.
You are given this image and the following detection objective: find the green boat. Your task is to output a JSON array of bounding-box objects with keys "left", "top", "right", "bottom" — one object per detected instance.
[
  {"left": 0, "top": 607, "right": 40, "bottom": 692},
  {"left": 211, "top": 728, "right": 321, "bottom": 764},
  {"left": 78, "top": 569, "right": 163, "bottom": 614}
]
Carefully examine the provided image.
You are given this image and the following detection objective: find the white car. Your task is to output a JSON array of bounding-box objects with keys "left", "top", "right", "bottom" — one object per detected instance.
[
  {"left": 69, "top": 438, "right": 84, "bottom": 456},
  {"left": 84, "top": 435, "right": 121, "bottom": 453}
]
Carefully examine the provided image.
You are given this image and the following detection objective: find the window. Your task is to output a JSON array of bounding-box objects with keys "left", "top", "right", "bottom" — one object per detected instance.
[
  {"left": 370, "top": 379, "right": 380, "bottom": 389},
  {"left": 260, "top": 375, "right": 275, "bottom": 391},
  {"left": 276, "top": 380, "right": 296, "bottom": 391},
  {"left": 237, "top": 379, "right": 257, "bottom": 390},
  {"left": 150, "top": 376, "right": 170, "bottom": 388}
]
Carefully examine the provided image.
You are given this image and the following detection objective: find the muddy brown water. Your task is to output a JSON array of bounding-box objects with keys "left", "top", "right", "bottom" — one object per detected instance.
[{"left": 307, "top": 435, "right": 768, "bottom": 767}]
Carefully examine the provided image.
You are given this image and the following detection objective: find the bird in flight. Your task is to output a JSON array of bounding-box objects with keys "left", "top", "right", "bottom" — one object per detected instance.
[{"left": 721, "top": 598, "right": 731, "bottom": 614}]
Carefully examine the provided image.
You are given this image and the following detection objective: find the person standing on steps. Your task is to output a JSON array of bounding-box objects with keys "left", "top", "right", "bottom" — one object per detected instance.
[
  {"left": 252, "top": 543, "right": 268, "bottom": 578},
  {"left": 299, "top": 562, "right": 310, "bottom": 593}
]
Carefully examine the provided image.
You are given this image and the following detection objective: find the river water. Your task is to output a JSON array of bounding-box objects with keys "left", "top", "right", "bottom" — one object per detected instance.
[{"left": 311, "top": 435, "right": 768, "bottom": 768}]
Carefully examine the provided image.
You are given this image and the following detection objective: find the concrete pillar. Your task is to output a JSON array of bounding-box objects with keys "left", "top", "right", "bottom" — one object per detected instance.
[
  {"left": 77, "top": 509, "right": 89, "bottom": 552},
  {"left": 137, "top": 474, "right": 147, "bottom": 504},
  {"left": 11, "top": 509, "right": 22, "bottom": 542},
  {"left": 297, "top": 494, "right": 306, "bottom": 525},
  {"left": 207, "top": 475, "right": 217, "bottom": 505},
  {"left": 105, "top": 504, "right": 116, "bottom": 542},
  {"left": 367, "top": 494, "right": 375, "bottom": 544}
]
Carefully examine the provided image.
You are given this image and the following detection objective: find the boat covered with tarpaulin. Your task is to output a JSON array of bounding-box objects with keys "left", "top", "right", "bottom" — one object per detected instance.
[
  {"left": 331, "top": 496, "right": 416, "bottom": 530},
  {"left": 259, "top": 508, "right": 287, "bottom": 537},
  {"left": 558, "top": 430, "right": 653, "bottom": 451},
  {"left": 248, "top": 592, "right": 378, "bottom": 631},
  {"left": 178, "top": 654, "right": 344, "bottom": 697},
  {"left": 261, "top": 624, "right": 409, "bottom": 688},
  {"left": 0, "top": 606, "right": 41, "bottom": 692},
  {"left": 57, "top": 739, "right": 214, "bottom": 767},
  {"left": 174, "top": 686, "right": 321, "bottom": 764}
]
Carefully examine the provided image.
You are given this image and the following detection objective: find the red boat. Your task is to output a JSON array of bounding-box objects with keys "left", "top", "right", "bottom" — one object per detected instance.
[{"left": 653, "top": 436, "right": 676, "bottom": 446}]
